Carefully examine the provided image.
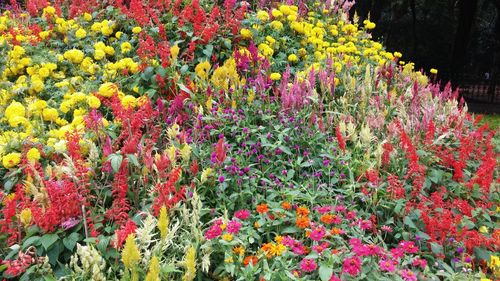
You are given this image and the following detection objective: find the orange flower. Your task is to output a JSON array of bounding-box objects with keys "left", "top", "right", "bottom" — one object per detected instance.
[
  {"left": 256, "top": 203, "right": 269, "bottom": 214},
  {"left": 296, "top": 206, "right": 309, "bottom": 217},
  {"left": 296, "top": 216, "right": 310, "bottom": 228},
  {"left": 254, "top": 221, "right": 260, "bottom": 228},
  {"left": 330, "top": 227, "right": 342, "bottom": 235},
  {"left": 243, "top": 255, "right": 258, "bottom": 266},
  {"left": 233, "top": 246, "right": 245, "bottom": 256},
  {"left": 281, "top": 202, "right": 292, "bottom": 210},
  {"left": 320, "top": 214, "right": 334, "bottom": 224}
]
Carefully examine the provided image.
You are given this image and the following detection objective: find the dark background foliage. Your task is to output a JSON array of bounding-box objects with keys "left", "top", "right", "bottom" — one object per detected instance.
[{"left": 351, "top": 0, "right": 500, "bottom": 110}]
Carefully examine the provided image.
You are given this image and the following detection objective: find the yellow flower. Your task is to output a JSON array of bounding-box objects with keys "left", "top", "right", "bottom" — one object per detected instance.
[
  {"left": 182, "top": 246, "right": 196, "bottom": 281},
  {"left": 222, "top": 233, "right": 233, "bottom": 241},
  {"left": 256, "top": 10, "right": 269, "bottom": 21},
  {"left": 132, "top": 26, "right": 142, "bottom": 34},
  {"left": 122, "top": 234, "right": 140, "bottom": 269},
  {"left": 270, "top": 73, "right": 281, "bottom": 81},
  {"left": 479, "top": 226, "right": 489, "bottom": 233},
  {"left": 121, "top": 95, "right": 137, "bottom": 108},
  {"left": 63, "top": 49, "right": 84, "bottom": 64},
  {"left": 288, "top": 54, "right": 298, "bottom": 63},
  {"left": 170, "top": 44, "right": 180, "bottom": 61},
  {"left": 5, "top": 101, "right": 26, "bottom": 126},
  {"left": 2, "top": 152, "right": 21, "bottom": 169},
  {"left": 394, "top": 52, "right": 402, "bottom": 58},
  {"left": 271, "top": 9, "right": 283, "bottom": 18},
  {"left": 145, "top": 256, "right": 160, "bottom": 281},
  {"left": 75, "top": 28, "right": 86, "bottom": 39},
  {"left": 94, "top": 49, "right": 105, "bottom": 60},
  {"left": 19, "top": 208, "right": 32, "bottom": 226},
  {"left": 26, "top": 148, "right": 41, "bottom": 163},
  {"left": 83, "top": 13, "right": 92, "bottom": 21},
  {"left": 42, "top": 108, "right": 59, "bottom": 122},
  {"left": 430, "top": 68, "right": 438, "bottom": 74},
  {"left": 240, "top": 28, "right": 252, "bottom": 39},
  {"left": 490, "top": 255, "right": 499, "bottom": 269},
  {"left": 98, "top": 82, "right": 118, "bottom": 97},
  {"left": 87, "top": 95, "right": 101, "bottom": 109},
  {"left": 233, "top": 246, "right": 245, "bottom": 256},
  {"left": 195, "top": 60, "right": 211, "bottom": 80},
  {"left": 158, "top": 206, "right": 169, "bottom": 239},
  {"left": 363, "top": 20, "right": 376, "bottom": 30},
  {"left": 270, "top": 20, "right": 283, "bottom": 30},
  {"left": 121, "top": 42, "right": 132, "bottom": 54},
  {"left": 200, "top": 168, "right": 213, "bottom": 183}
]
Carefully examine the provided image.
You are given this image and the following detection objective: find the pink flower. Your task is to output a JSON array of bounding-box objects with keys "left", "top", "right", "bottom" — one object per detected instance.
[
  {"left": 342, "top": 256, "right": 361, "bottom": 276},
  {"left": 234, "top": 209, "right": 250, "bottom": 220},
  {"left": 204, "top": 219, "right": 224, "bottom": 240},
  {"left": 401, "top": 269, "right": 418, "bottom": 281},
  {"left": 226, "top": 220, "right": 242, "bottom": 234},
  {"left": 378, "top": 259, "right": 396, "bottom": 272},
  {"left": 398, "top": 241, "right": 419, "bottom": 254},
  {"left": 300, "top": 258, "right": 317, "bottom": 272},
  {"left": 329, "top": 274, "right": 341, "bottom": 281},
  {"left": 412, "top": 258, "right": 427, "bottom": 269},
  {"left": 381, "top": 225, "right": 393, "bottom": 233},
  {"left": 358, "top": 219, "right": 372, "bottom": 230},
  {"left": 309, "top": 225, "right": 326, "bottom": 241},
  {"left": 315, "top": 205, "right": 333, "bottom": 214}
]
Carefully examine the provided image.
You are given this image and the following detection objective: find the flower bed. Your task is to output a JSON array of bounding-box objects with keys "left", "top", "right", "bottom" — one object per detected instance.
[{"left": 0, "top": 0, "right": 498, "bottom": 280}]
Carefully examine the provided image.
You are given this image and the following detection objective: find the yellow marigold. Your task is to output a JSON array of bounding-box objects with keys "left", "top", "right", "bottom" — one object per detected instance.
[
  {"left": 5, "top": 101, "right": 26, "bottom": 124},
  {"left": 271, "top": 9, "right": 283, "bottom": 18},
  {"left": 94, "top": 49, "right": 105, "bottom": 60},
  {"left": 288, "top": 54, "right": 298, "bottom": 63},
  {"left": 270, "top": 73, "right": 281, "bottom": 81},
  {"left": 98, "top": 82, "right": 118, "bottom": 98},
  {"left": 158, "top": 206, "right": 169, "bottom": 239},
  {"left": 363, "top": 20, "right": 376, "bottom": 30},
  {"left": 75, "top": 28, "right": 86, "bottom": 39},
  {"left": 83, "top": 13, "right": 92, "bottom": 21},
  {"left": 2, "top": 152, "right": 21, "bottom": 169},
  {"left": 19, "top": 208, "right": 32, "bottom": 226},
  {"left": 26, "top": 148, "right": 41, "bottom": 163},
  {"left": 256, "top": 10, "right": 269, "bottom": 21},
  {"left": 121, "top": 95, "right": 137, "bottom": 108},
  {"left": 270, "top": 20, "right": 283, "bottom": 30},
  {"left": 145, "top": 256, "right": 160, "bottom": 281},
  {"left": 122, "top": 234, "right": 140, "bottom": 269},
  {"left": 240, "top": 28, "right": 252, "bottom": 39},
  {"left": 121, "top": 42, "right": 132, "bottom": 54},
  {"left": 132, "top": 27, "right": 142, "bottom": 34},
  {"left": 63, "top": 49, "right": 84, "bottom": 64},
  {"left": 42, "top": 108, "right": 59, "bottom": 122},
  {"left": 87, "top": 95, "right": 101, "bottom": 109},
  {"left": 430, "top": 68, "right": 438, "bottom": 75}
]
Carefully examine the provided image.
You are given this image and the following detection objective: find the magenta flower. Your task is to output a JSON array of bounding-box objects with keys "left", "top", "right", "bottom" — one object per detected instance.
[
  {"left": 378, "top": 259, "right": 396, "bottom": 272},
  {"left": 399, "top": 241, "right": 419, "bottom": 254},
  {"left": 300, "top": 258, "right": 317, "bottom": 272},
  {"left": 342, "top": 256, "right": 361, "bottom": 276},
  {"left": 226, "top": 220, "right": 242, "bottom": 234},
  {"left": 234, "top": 209, "right": 250, "bottom": 220},
  {"left": 401, "top": 269, "right": 418, "bottom": 281},
  {"left": 309, "top": 226, "right": 326, "bottom": 241}
]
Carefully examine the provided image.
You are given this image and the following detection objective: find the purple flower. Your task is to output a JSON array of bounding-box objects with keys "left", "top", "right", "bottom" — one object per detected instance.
[{"left": 61, "top": 218, "right": 80, "bottom": 230}]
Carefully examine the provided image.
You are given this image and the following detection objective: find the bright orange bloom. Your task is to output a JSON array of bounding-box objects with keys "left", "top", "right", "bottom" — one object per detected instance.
[
  {"left": 256, "top": 203, "right": 269, "bottom": 214},
  {"left": 243, "top": 255, "right": 258, "bottom": 266},
  {"left": 281, "top": 202, "right": 292, "bottom": 210},
  {"left": 320, "top": 214, "right": 335, "bottom": 224},
  {"left": 296, "top": 216, "right": 310, "bottom": 228},
  {"left": 233, "top": 246, "right": 244, "bottom": 256},
  {"left": 330, "top": 227, "right": 342, "bottom": 235},
  {"left": 296, "top": 206, "right": 309, "bottom": 217}
]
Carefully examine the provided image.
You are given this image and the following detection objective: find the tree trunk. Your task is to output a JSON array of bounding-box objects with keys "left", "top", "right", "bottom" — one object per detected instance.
[{"left": 450, "top": 0, "right": 478, "bottom": 77}]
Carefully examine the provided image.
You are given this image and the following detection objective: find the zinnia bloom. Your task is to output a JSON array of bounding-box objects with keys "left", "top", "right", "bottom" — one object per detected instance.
[
  {"left": 234, "top": 209, "right": 250, "bottom": 220},
  {"left": 342, "top": 256, "right": 361, "bottom": 276},
  {"left": 300, "top": 258, "right": 317, "bottom": 272},
  {"left": 401, "top": 269, "right": 418, "bottom": 281},
  {"left": 256, "top": 203, "right": 269, "bottom": 214}
]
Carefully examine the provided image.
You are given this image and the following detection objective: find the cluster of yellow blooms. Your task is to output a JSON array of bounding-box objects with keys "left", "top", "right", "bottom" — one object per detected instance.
[
  {"left": 0, "top": 6, "right": 143, "bottom": 169},
  {"left": 237, "top": 4, "right": 429, "bottom": 84}
]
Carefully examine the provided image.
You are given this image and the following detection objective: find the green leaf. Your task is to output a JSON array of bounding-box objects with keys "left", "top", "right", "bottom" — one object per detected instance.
[
  {"left": 430, "top": 242, "right": 443, "bottom": 254},
  {"left": 41, "top": 234, "right": 59, "bottom": 250},
  {"left": 127, "top": 154, "right": 140, "bottom": 167},
  {"left": 473, "top": 247, "right": 490, "bottom": 261},
  {"left": 178, "top": 83, "right": 193, "bottom": 95},
  {"left": 319, "top": 265, "right": 333, "bottom": 281},
  {"left": 62, "top": 232, "right": 81, "bottom": 251},
  {"left": 108, "top": 154, "right": 123, "bottom": 173},
  {"left": 22, "top": 236, "right": 40, "bottom": 250},
  {"left": 403, "top": 216, "right": 416, "bottom": 229}
]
